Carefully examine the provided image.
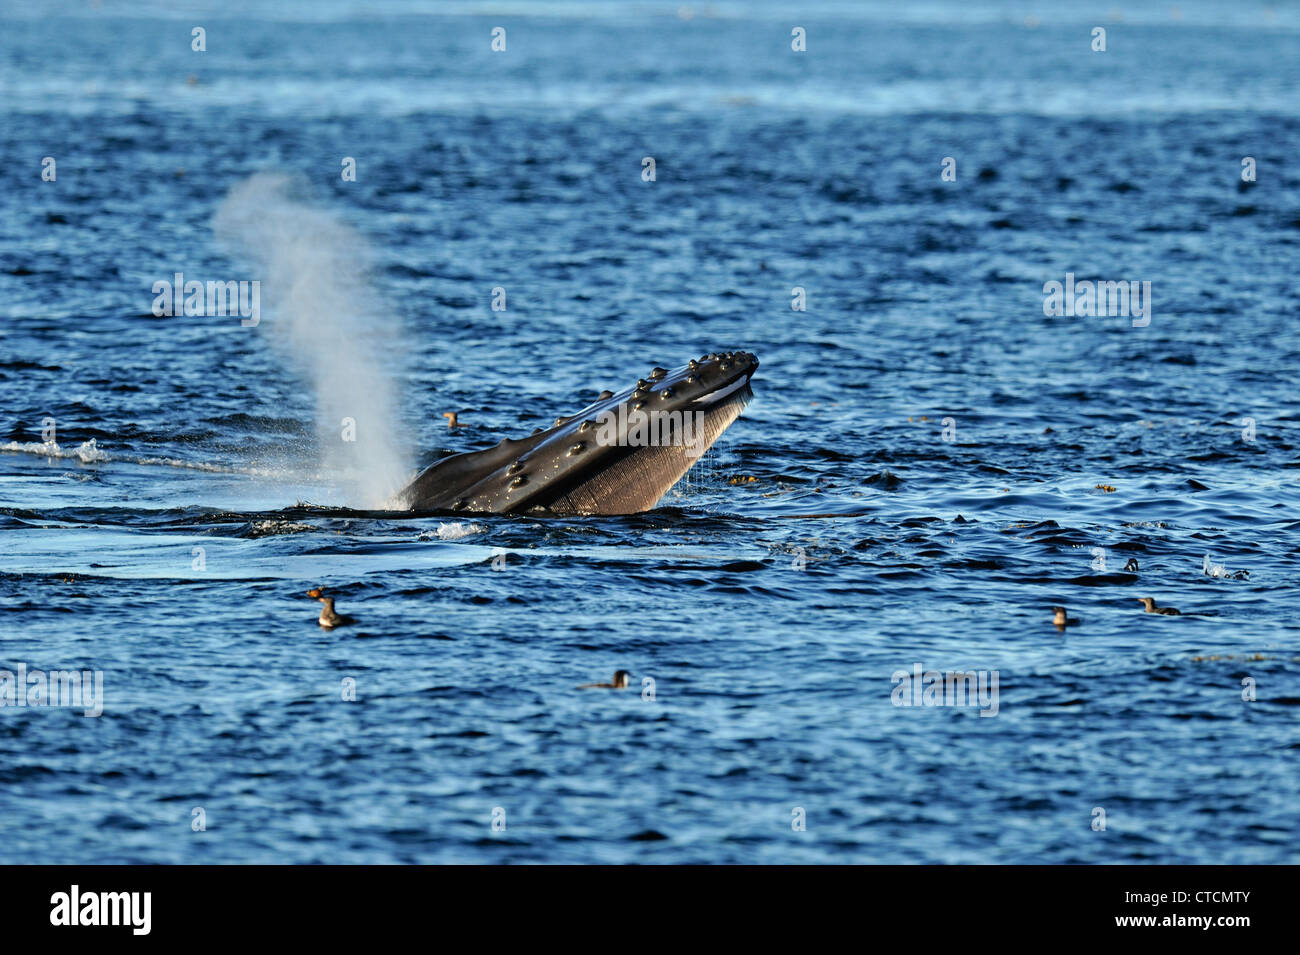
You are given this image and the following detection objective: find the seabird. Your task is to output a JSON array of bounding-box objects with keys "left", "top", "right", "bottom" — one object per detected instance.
[
  {"left": 307, "top": 588, "right": 356, "bottom": 629},
  {"left": 1052, "top": 606, "right": 1081, "bottom": 628},
  {"left": 578, "top": 670, "right": 631, "bottom": 690},
  {"left": 1138, "top": 597, "right": 1181, "bottom": 615}
]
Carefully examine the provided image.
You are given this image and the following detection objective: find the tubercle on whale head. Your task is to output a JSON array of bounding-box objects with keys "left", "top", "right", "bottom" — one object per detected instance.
[
  {"left": 524, "top": 350, "right": 757, "bottom": 441},
  {"left": 582, "top": 351, "right": 758, "bottom": 419},
  {"left": 499, "top": 349, "right": 756, "bottom": 485}
]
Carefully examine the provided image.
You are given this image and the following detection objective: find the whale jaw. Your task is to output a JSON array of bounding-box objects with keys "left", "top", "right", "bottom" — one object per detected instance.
[
  {"left": 399, "top": 351, "right": 758, "bottom": 515},
  {"left": 541, "top": 381, "right": 752, "bottom": 515}
]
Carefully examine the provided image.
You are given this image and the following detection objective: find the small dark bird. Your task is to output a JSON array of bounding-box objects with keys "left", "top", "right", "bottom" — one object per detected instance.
[
  {"left": 1138, "top": 597, "right": 1181, "bottom": 615},
  {"left": 1123, "top": 558, "right": 1139, "bottom": 573},
  {"left": 307, "top": 588, "right": 356, "bottom": 629},
  {"left": 578, "top": 670, "right": 631, "bottom": 690},
  {"left": 1052, "top": 606, "right": 1080, "bottom": 628}
]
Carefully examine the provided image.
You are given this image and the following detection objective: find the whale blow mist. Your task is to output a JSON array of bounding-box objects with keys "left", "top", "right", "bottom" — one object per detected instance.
[{"left": 214, "top": 173, "right": 408, "bottom": 506}]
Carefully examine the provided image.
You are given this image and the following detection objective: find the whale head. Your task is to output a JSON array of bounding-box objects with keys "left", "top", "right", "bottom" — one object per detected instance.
[{"left": 399, "top": 350, "right": 758, "bottom": 515}]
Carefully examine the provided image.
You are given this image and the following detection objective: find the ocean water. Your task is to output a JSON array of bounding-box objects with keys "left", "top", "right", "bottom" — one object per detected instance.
[{"left": 1, "top": 0, "right": 1298, "bottom": 864}]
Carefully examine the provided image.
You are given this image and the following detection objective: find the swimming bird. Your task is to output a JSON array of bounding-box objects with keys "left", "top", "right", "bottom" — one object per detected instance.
[
  {"left": 1123, "top": 558, "right": 1139, "bottom": 573},
  {"left": 1052, "top": 606, "right": 1080, "bottom": 628},
  {"left": 1138, "top": 597, "right": 1181, "bottom": 615},
  {"left": 578, "top": 670, "right": 630, "bottom": 690},
  {"left": 315, "top": 596, "right": 356, "bottom": 629},
  {"left": 443, "top": 412, "right": 466, "bottom": 428},
  {"left": 307, "top": 588, "right": 356, "bottom": 629}
]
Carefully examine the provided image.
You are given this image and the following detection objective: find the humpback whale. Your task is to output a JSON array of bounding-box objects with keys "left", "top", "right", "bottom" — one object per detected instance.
[{"left": 399, "top": 351, "right": 758, "bottom": 515}]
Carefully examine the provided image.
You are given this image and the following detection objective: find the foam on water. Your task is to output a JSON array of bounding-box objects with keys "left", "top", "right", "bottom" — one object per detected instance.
[{"left": 0, "top": 439, "right": 294, "bottom": 478}]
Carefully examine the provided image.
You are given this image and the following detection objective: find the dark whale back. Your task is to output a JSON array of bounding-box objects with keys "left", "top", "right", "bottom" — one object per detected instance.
[{"left": 400, "top": 431, "right": 557, "bottom": 512}]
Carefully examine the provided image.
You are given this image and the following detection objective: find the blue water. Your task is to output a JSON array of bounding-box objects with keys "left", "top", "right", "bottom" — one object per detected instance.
[{"left": 2, "top": 0, "right": 1298, "bottom": 863}]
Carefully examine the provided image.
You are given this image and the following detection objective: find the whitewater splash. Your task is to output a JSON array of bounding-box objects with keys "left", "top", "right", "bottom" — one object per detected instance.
[
  {"left": 1, "top": 438, "right": 109, "bottom": 464},
  {"left": 213, "top": 173, "right": 410, "bottom": 507},
  {"left": 428, "top": 522, "right": 486, "bottom": 540},
  {"left": 0, "top": 438, "right": 292, "bottom": 478}
]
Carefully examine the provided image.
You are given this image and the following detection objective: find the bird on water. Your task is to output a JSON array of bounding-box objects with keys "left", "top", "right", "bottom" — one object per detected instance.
[
  {"left": 1138, "top": 597, "right": 1181, "bottom": 615},
  {"left": 307, "top": 587, "right": 356, "bottom": 629},
  {"left": 578, "top": 670, "right": 631, "bottom": 689},
  {"left": 1052, "top": 606, "right": 1080, "bottom": 628}
]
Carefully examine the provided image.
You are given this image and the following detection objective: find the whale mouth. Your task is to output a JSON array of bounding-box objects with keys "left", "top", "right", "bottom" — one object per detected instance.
[
  {"left": 539, "top": 379, "right": 753, "bottom": 515},
  {"left": 527, "top": 353, "right": 758, "bottom": 515},
  {"left": 693, "top": 373, "right": 753, "bottom": 407}
]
